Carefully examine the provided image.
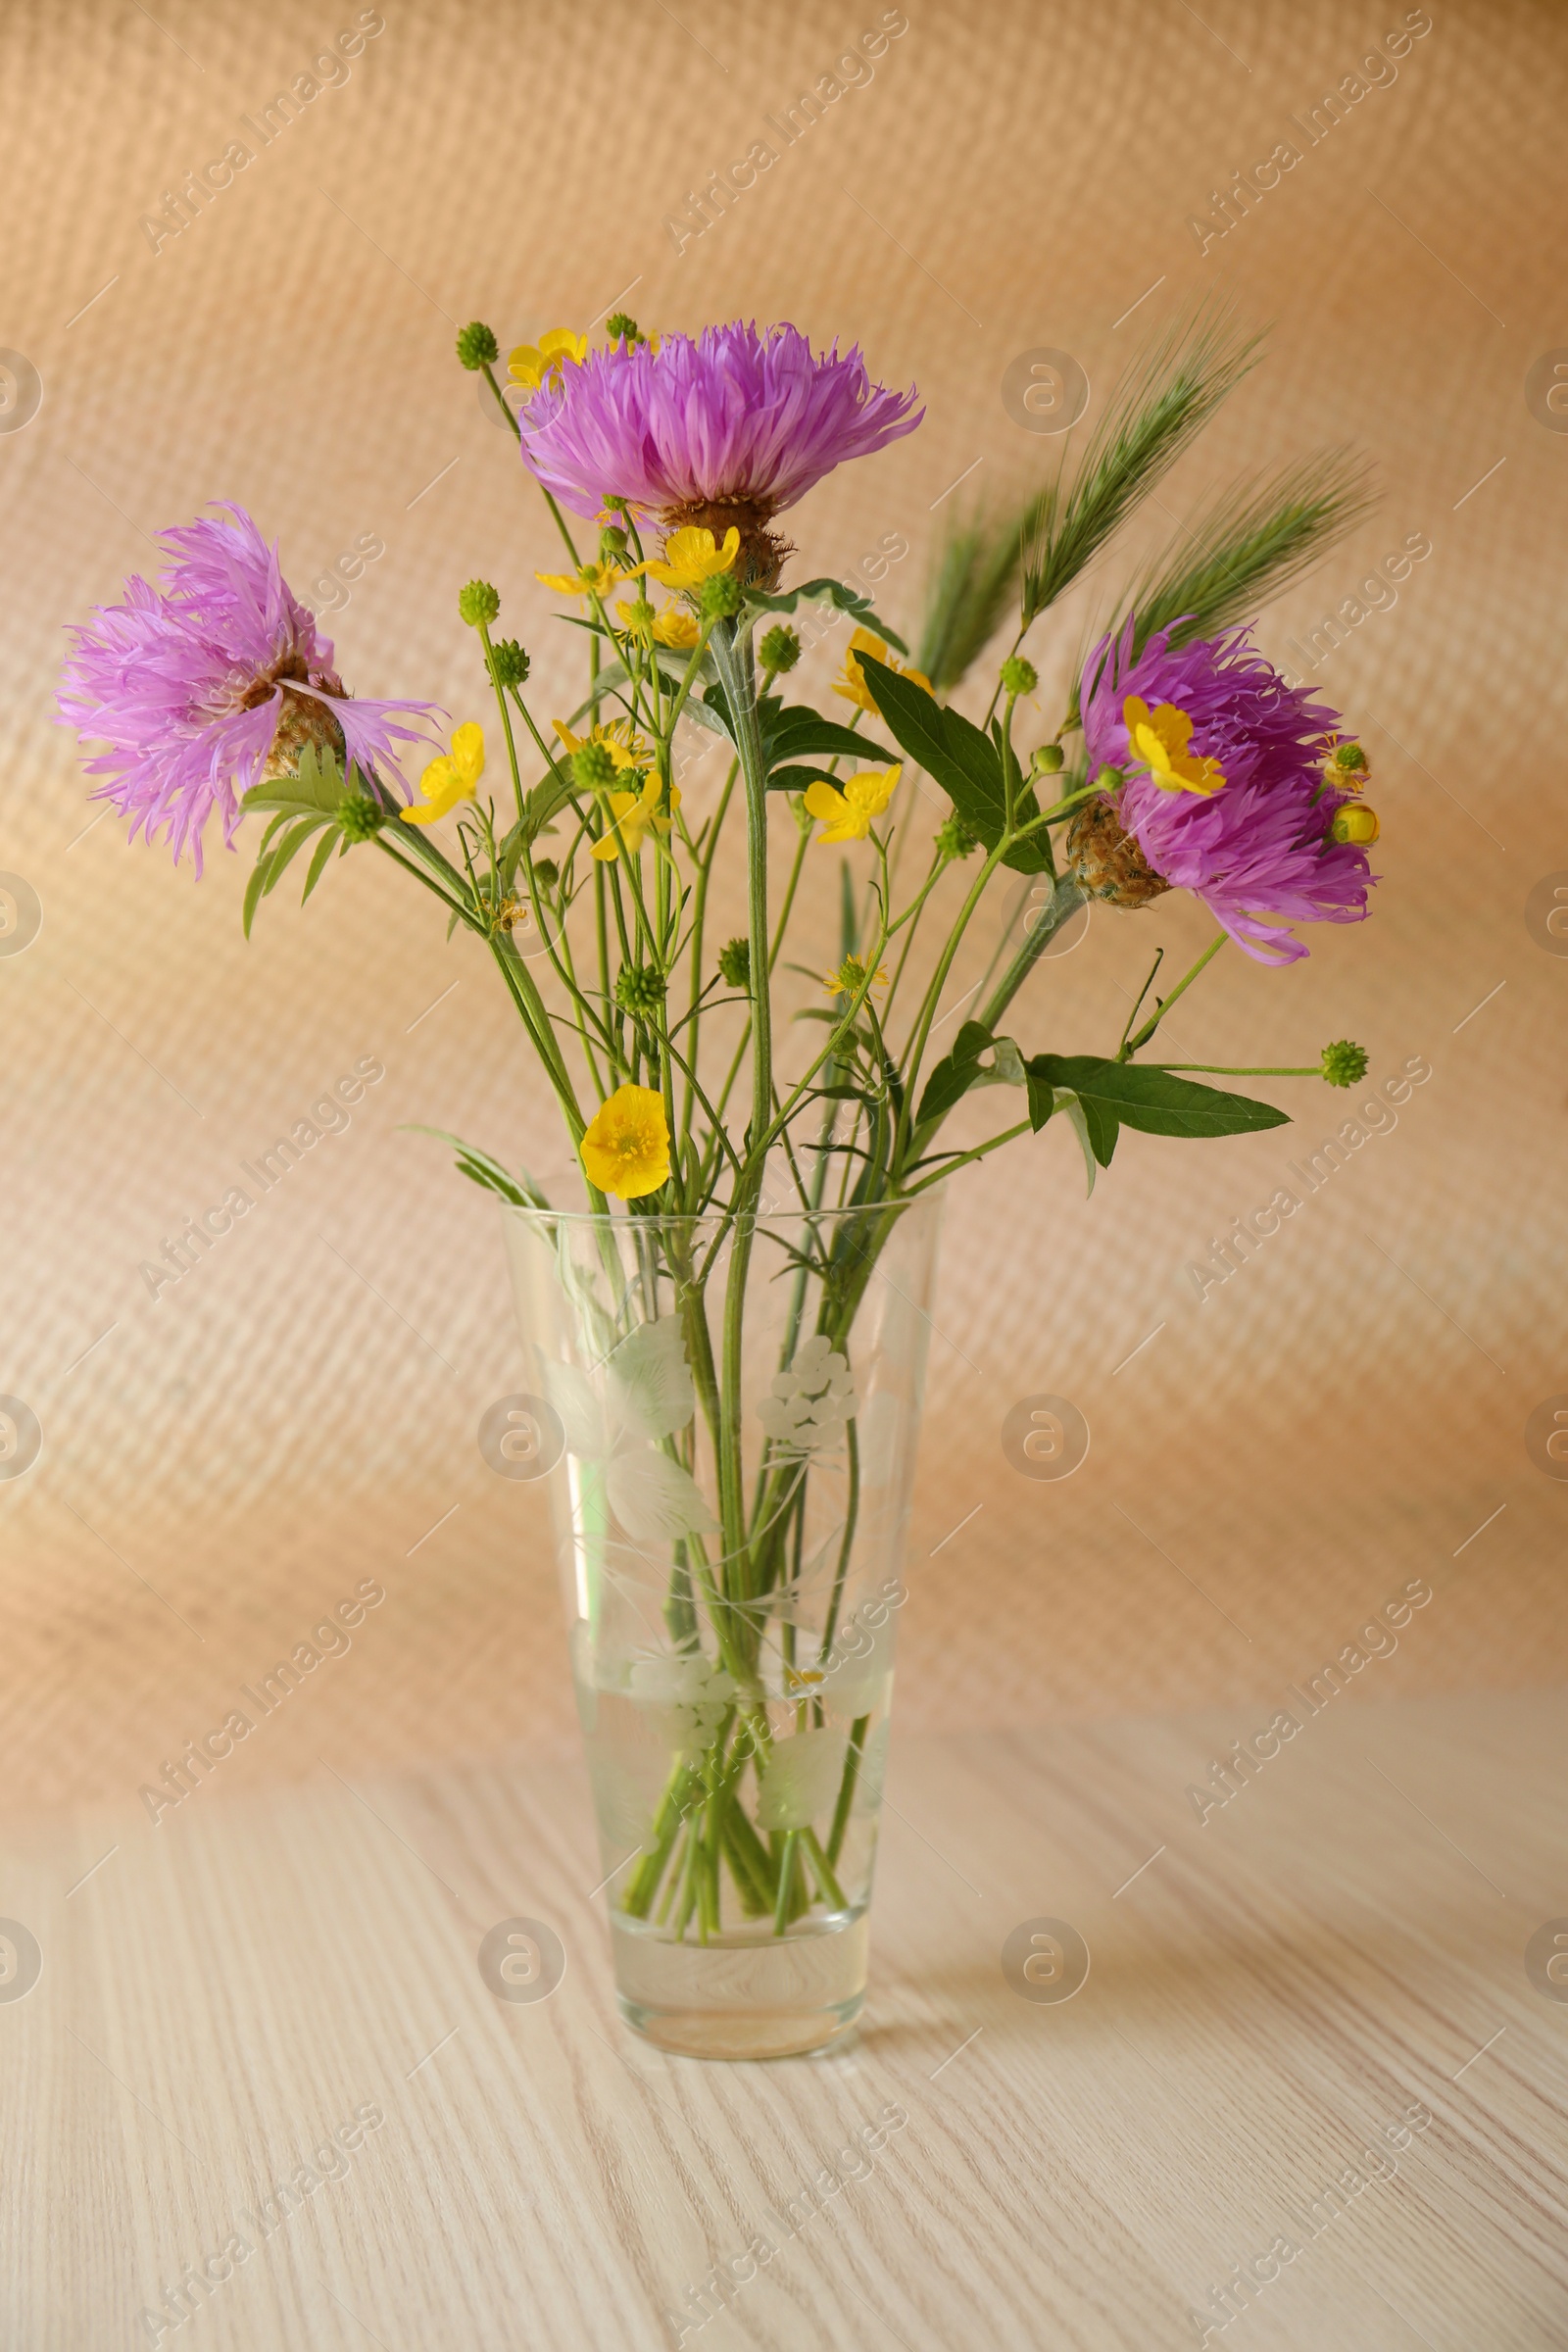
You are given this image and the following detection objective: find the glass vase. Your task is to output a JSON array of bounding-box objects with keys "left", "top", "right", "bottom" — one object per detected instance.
[{"left": 502, "top": 1191, "right": 941, "bottom": 2059}]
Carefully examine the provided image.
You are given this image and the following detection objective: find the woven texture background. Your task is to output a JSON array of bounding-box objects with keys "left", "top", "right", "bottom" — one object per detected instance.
[{"left": 3, "top": 0, "right": 1564, "bottom": 1813}]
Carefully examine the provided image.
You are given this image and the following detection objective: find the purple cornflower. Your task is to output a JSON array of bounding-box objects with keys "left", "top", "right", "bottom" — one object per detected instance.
[
  {"left": 516, "top": 321, "right": 921, "bottom": 582},
  {"left": 1074, "top": 616, "right": 1377, "bottom": 964},
  {"left": 59, "top": 506, "right": 438, "bottom": 870}
]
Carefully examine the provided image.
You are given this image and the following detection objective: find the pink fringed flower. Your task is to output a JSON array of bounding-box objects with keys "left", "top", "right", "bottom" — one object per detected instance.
[
  {"left": 516, "top": 321, "right": 921, "bottom": 583},
  {"left": 1072, "top": 616, "right": 1377, "bottom": 964},
  {"left": 58, "top": 506, "right": 438, "bottom": 870}
]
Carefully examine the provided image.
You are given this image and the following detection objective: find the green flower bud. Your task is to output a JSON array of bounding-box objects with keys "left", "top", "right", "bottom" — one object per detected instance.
[
  {"left": 1001, "top": 655, "right": 1038, "bottom": 698},
  {"left": 489, "top": 637, "right": 529, "bottom": 688},
  {"left": 1031, "top": 741, "right": 1065, "bottom": 775},
  {"left": 336, "top": 792, "right": 384, "bottom": 842},
  {"left": 697, "top": 571, "right": 744, "bottom": 622},
  {"left": 459, "top": 579, "right": 501, "bottom": 627},
  {"left": 531, "top": 858, "right": 560, "bottom": 892},
  {"left": 716, "top": 937, "right": 751, "bottom": 990},
  {"left": 455, "top": 320, "right": 499, "bottom": 370},
  {"left": 573, "top": 742, "right": 619, "bottom": 793},
  {"left": 1320, "top": 1039, "right": 1369, "bottom": 1088},
  {"left": 614, "top": 962, "right": 667, "bottom": 1020},
  {"left": 600, "top": 524, "right": 629, "bottom": 558},
  {"left": 759, "top": 624, "right": 801, "bottom": 677},
  {"left": 935, "top": 813, "right": 979, "bottom": 860},
  {"left": 605, "top": 313, "right": 644, "bottom": 347}
]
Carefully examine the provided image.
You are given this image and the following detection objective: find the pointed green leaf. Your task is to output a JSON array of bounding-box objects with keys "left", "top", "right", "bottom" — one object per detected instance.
[
  {"left": 1025, "top": 1054, "right": 1291, "bottom": 1140},
  {"left": 743, "top": 576, "right": 909, "bottom": 653},
  {"left": 856, "top": 657, "right": 1052, "bottom": 873},
  {"left": 300, "top": 825, "right": 340, "bottom": 905},
  {"left": 765, "top": 708, "right": 896, "bottom": 768}
]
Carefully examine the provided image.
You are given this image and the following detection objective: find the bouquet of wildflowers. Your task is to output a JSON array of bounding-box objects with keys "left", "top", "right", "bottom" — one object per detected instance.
[{"left": 60, "top": 310, "right": 1380, "bottom": 1982}]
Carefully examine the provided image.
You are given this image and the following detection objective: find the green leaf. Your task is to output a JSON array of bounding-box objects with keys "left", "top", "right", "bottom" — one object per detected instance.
[
  {"left": 1054, "top": 1093, "right": 1102, "bottom": 1195},
  {"left": 856, "top": 657, "right": 1052, "bottom": 874},
  {"left": 401, "top": 1125, "right": 552, "bottom": 1209},
  {"left": 765, "top": 707, "right": 896, "bottom": 768},
  {"left": 299, "top": 825, "right": 340, "bottom": 904},
  {"left": 743, "top": 576, "right": 909, "bottom": 654},
  {"left": 1025, "top": 1054, "right": 1291, "bottom": 1141},
  {"left": 913, "top": 1020, "right": 1024, "bottom": 1130},
  {"left": 766, "top": 765, "right": 845, "bottom": 796},
  {"left": 240, "top": 740, "right": 345, "bottom": 818}
]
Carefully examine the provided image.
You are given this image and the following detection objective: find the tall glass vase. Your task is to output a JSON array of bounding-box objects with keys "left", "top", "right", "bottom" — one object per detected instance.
[{"left": 503, "top": 1191, "right": 942, "bottom": 2059}]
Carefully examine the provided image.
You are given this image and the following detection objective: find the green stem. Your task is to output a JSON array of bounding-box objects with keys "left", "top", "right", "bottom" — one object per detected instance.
[{"left": 1121, "top": 933, "right": 1227, "bottom": 1057}]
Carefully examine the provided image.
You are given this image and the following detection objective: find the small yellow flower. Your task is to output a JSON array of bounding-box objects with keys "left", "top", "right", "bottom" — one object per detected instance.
[
  {"left": 552, "top": 717, "right": 649, "bottom": 773},
  {"left": 651, "top": 605, "right": 702, "bottom": 649},
  {"left": 823, "top": 955, "right": 888, "bottom": 996},
  {"left": 401, "top": 722, "right": 485, "bottom": 826},
  {"left": 508, "top": 329, "right": 588, "bottom": 391},
  {"left": 1331, "top": 804, "right": 1381, "bottom": 846},
  {"left": 641, "top": 526, "right": 740, "bottom": 592},
  {"left": 612, "top": 599, "right": 701, "bottom": 650},
  {"left": 832, "top": 627, "right": 932, "bottom": 713},
  {"left": 592, "top": 772, "right": 682, "bottom": 862},
  {"left": 537, "top": 560, "right": 622, "bottom": 599},
  {"left": 1122, "top": 696, "right": 1225, "bottom": 797},
  {"left": 1319, "top": 734, "right": 1370, "bottom": 792},
  {"left": 580, "top": 1083, "right": 670, "bottom": 1200},
  {"left": 804, "top": 764, "right": 902, "bottom": 845}
]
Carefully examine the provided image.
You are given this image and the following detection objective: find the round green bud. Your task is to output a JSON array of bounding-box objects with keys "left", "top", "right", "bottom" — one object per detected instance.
[
  {"left": 716, "top": 936, "right": 751, "bottom": 991},
  {"left": 935, "top": 813, "right": 979, "bottom": 860},
  {"left": 605, "top": 313, "right": 643, "bottom": 347},
  {"left": 614, "top": 962, "right": 667, "bottom": 1020},
  {"left": 697, "top": 572, "right": 744, "bottom": 622},
  {"left": 459, "top": 579, "right": 501, "bottom": 627},
  {"left": 1001, "top": 656, "right": 1038, "bottom": 698},
  {"left": 759, "top": 624, "right": 801, "bottom": 676},
  {"left": 336, "top": 792, "right": 384, "bottom": 843},
  {"left": 1031, "top": 741, "right": 1065, "bottom": 775},
  {"left": 600, "top": 524, "right": 629, "bottom": 557},
  {"left": 456, "top": 320, "right": 499, "bottom": 370},
  {"left": 489, "top": 637, "right": 529, "bottom": 688},
  {"left": 573, "top": 742, "right": 619, "bottom": 793},
  {"left": 531, "top": 858, "right": 560, "bottom": 892},
  {"left": 1320, "top": 1039, "right": 1369, "bottom": 1089}
]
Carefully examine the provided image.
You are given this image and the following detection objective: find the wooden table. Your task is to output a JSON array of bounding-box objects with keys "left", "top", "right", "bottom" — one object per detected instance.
[{"left": 7, "top": 1686, "right": 1566, "bottom": 2349}]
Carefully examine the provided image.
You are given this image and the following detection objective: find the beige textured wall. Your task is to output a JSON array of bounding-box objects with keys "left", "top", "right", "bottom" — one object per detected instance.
[{"left": 3, "top": 0, "right": 1564, "bottom": 1815}]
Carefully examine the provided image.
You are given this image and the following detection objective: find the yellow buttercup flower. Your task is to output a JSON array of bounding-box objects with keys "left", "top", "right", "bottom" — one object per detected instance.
[
  {"left": 401, "top": 722, "right": 485, "bottom": 826},
  {"left": 508, "top": 329, "right": 588, "bottom": 391},
  {"left": 641, "top": 526, "right": 740, "bottom": 592},
  {"left": 651, "top": 605, "right": 702, "bottom": 649},
  {"left": 823, "top": 955, "right": 888, "bottom": 996},
  {"left": 580, "top": 1083, "right": 670, "bottom": 1200},
  {"left": 1122, "top": 696, "right": 1225, "bottom": 797},
  {"left": 804, "top": 763, "right": 902, "bottom": 846},
  {"left": 592, "top": 772, "right": 682, "bottom": 862},
  {"left": 612, "top": 599, "right": 701, "bottom": 650},
  {"left": 552, "top": 717, "right": 649, "bottom": 773},
  {"left": 832, "top": 627, "right": 931, "bottom": 714},
  {"left": 537, "top": 559, "right": 623, "bottom": 599}
]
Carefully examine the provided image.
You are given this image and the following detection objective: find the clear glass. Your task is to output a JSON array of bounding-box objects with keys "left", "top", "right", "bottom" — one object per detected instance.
[{"left": 503, "top": 1191, "right": 942, "bottom": 2058}]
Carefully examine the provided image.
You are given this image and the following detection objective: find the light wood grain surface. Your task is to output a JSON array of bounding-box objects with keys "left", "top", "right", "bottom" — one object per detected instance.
[{"left": 8, "top": 1684, "right": 1565, "bottom": 2349}]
